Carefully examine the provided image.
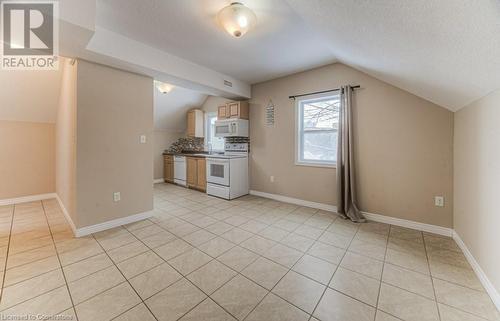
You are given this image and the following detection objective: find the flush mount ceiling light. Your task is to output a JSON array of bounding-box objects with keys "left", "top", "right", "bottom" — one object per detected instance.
[
  {"left": 217, "top": 2, "right": 257, "bottom": 38},
  {"left": 154, "top": 80, "right": 174, "bottom": 94}
]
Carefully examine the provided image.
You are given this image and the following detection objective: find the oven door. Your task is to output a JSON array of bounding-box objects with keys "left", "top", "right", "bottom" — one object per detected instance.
[{"left": 206, "top": 158, "right": 230, "bottom": 186}]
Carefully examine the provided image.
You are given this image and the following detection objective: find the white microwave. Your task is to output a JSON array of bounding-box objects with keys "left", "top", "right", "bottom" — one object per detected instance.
[{"left": 214, "top": 119, "right": 249, "bottom": 137}]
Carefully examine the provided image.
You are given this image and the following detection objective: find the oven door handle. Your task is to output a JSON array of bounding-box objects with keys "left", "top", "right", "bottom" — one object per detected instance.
[{"left": 207, "top": 159, "right": 229, "bottom": 164}]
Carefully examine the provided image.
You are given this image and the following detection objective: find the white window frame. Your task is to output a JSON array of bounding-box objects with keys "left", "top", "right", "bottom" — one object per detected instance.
[
  {"left": 205, "top": 112, "right": 224, "bottom": 152},
  {"left": 295, "top": 92, "right": 339, "bottom": 168}
]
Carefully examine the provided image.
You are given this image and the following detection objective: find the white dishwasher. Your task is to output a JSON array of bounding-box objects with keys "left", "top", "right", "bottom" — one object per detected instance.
[{"left": 173, "top": 156, "right": 187, "bottom": 186}]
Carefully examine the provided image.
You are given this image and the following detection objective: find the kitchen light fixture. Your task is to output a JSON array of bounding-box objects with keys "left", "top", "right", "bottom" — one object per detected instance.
[
  {"left": 154, "top": 80, "right": 173, "bottom": 94},
  {"left": 217, "top": 2, "right": 257, "bottom": 38}
]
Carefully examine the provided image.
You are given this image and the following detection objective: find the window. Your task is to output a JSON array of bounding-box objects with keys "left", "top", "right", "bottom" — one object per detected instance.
[
  {"left": 296, "top": 93, "right": 339, "bottom": 167},
  {"left": 206, "top": 112, "right": 225, "bottom": 151}
]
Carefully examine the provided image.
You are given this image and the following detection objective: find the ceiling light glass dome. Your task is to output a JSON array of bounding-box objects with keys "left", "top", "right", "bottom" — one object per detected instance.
[{"left": 217, "top": 2, "right": 257, "bottom": 38}]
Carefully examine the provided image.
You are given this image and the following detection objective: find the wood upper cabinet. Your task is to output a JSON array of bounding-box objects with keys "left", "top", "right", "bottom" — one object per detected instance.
[
  {"left": 218, "top": 105, "right": 228, "bottom": 119},
  {"left": 163, "top": 155, "right": 174, "bottom": 183},
  {"left": 217, "top": 101, "right": 249, "bottom": 120},
  {"left": 186, "top": 157, "right": 206, "bottom": 191},
  {"left": 187, "top": 109, "right": 204, "bottom": 137}
]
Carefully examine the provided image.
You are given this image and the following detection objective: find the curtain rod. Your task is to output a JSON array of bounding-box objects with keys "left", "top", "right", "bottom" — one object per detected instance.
[{"left": 288, "top": 85, "right": 361, "bottom": 100}]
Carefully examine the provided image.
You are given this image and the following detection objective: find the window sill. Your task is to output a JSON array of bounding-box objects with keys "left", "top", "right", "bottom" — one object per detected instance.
[{"left": 295, "top": 161, "right": 336, "bottom": 169}]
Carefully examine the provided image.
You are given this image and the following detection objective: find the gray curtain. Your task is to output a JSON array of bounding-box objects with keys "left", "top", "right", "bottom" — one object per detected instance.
[{"left": 336, "top": 86, "right": 365, "bottom": 222}]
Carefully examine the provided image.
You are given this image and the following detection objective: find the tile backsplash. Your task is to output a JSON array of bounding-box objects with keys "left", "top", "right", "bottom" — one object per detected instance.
[{"left": 168, "top": 137, "right": 205, "bottom": 153}]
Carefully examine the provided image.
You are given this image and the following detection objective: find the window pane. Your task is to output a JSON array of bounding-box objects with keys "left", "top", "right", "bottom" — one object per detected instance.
[
  {"left": 302, "top": 131, "right": 337, "bottom": 163},
  {"left": 302, "top": 98, "right": 339, "bottom": 131}
]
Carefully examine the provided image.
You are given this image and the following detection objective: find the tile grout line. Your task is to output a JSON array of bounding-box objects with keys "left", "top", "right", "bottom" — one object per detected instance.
[
  {"left": 133, "top": 199, "right": 458, "bottom": 320},
  {"left": 242, "top": 234, "right": 319, "bottom": 320},
  {"left": 40, "top": 200, "right": 80, "bottom": 321},
  {"left": 111, "top": 204, "right": 321, "bottom": 320},
  {"left": 4, "top": 188, "right": 476, "bottom": 321},
  {"left": 158, "top": 185, "right": 494, "bottom": 320},
  {"left": 372, "top": 224, "right": 392, "bottom": 321},
  {"left": 306, "top": 218, "right": 360, "bottom": 321},
  {"left": 118, "top": 222, "right": 247, "bottom": 321},
  {"left": 0, "top": 204, "right": 15, "bottom": 303},
  {"left": 90, "top": 233, "right": 160, "bottom": 321},
  {"left": 165, "top": 199, "right": 390, "bottom": 320},
  {"left": 423, "top": 232, "right": 443, "bottom": 321}
]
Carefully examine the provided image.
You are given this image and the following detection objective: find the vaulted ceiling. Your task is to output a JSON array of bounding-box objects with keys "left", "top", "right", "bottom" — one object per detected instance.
[
  {"left": 61, "top": 0, "right": 500, "bottom": 111},
  {"left": 95, "top": 0, "right": 336, "bottom": 85},
  {"left": 284, "top": 0, "right": 500, "bottom": 111}
]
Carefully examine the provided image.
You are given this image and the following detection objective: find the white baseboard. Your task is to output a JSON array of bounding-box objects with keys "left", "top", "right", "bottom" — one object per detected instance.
[
  {"left": 249, "top": 190, "right": 337, "bottom": 212},
  {"left": 362, "top": 211, "right": 453, "bottom": 237},
  {"left": 153, "top": 178, "right": 164, "bottom": 184},
  {"left": 74, "top": 210, "right": 154, "bottom": 237},
  {"left": 249, "top": 190, "right": 452, "bottom": 237},
  {"left": 452, "top": 231, "right": 500, "bottom": 311},
  {"left": 55, "top": 194, "right": 153, "bottom": 238},
  {"left": 0, "top": 193, "right": 57, "bottom": 206}
]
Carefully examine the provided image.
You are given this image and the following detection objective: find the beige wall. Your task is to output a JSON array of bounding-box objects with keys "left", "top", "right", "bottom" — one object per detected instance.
[
  {"left": 76, "top": 60, "right": 154, "bottom": 228},
  {"left": 153, "top": 130, "right": 183, "bottom": 179},
  {"left": 454, "top": 88, "right": 500, "bottom": 293},
  {"left": 0, "top": 67, "right": 61, "bottom": 200},
  {"left": 0, "top": 68, "right": 62, "bottom": 123},
  {"left": 250, "top": 63, "right": 454, "bottom": 227},
  {"left": 56, "top": 59, "right": 78, "bottom": 223},
  {"left": 0, "top": 121, "right": 55, "bottom": 199}
]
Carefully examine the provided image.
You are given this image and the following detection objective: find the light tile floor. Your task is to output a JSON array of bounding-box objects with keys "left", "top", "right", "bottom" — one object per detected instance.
[{"left": 0, "top": 183, "right": 498, "bottom": 321}]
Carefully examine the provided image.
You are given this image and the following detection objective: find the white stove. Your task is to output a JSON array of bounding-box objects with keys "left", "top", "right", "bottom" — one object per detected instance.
[{"left": 206, "top": 143, "right": 249, "bottom": 200}]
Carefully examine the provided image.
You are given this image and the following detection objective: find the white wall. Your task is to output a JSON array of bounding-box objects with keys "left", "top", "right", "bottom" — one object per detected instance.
[{"left": 454, "top": 88, "right": 500, "bottom": 297}]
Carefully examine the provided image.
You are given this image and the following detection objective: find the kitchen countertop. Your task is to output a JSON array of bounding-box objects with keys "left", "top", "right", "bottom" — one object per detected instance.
[
  {"left": 163, "top": 151, "right": 217, "bottom": 158},
  {"left": 163, "top": 151, "right": 247, "bottom": 159}
]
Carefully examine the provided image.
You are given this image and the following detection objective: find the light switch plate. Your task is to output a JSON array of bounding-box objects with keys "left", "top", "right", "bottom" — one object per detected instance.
[
  {"left": 113, "top": 192, "right": 121, "bottom": 202},
  {"left": 140, "top": 135, "right": 147, "bottom": 144}
]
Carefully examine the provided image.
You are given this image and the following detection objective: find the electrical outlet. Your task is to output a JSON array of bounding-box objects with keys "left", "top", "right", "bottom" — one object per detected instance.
[
  {"left": 113, "top": 192, "right": 121, "bottom": 202},
  {"left": 270, "top": 176, "right": 275, "bottom": 183},
  {"left": 435, "top": 196, "right": 444, "bottom": 207},
  {"left": 140, "top": 135, "right": 147, "bottom": 144}
]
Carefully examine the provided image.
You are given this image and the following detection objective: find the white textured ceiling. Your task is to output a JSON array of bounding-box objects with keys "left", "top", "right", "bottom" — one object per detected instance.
[
  {"left": 283, "top": 0, "right": 500, "bottom": 111},
  {"left": 154, "top": 85, "right": 208, "bottom": 131},
  {"left": 93, "top": 0, "right": 500, "bottom": 111},
  {"left": 96, "top": 0, "right": 336, "bottom": 84}
]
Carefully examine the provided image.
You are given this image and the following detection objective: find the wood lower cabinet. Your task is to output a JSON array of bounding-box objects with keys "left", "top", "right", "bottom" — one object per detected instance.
[
  {"left": 163, "top": 155, "right": 174, "bottom": 183},
  {"left": 196, "top": 158, "right": 206, "bottom": 189},
  {"left": 186, "top": 157, "right": 206, "bottom": 191},
  {"left": 186, "top": 157, "right": 197, "bottom": 187}
]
